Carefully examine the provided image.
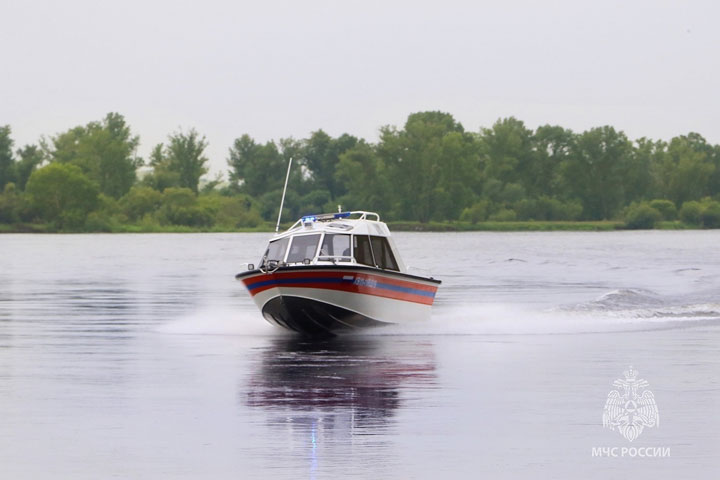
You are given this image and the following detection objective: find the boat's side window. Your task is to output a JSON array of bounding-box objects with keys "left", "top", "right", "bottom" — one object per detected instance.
[
  {"left": 370, "top": 236, "right": 399, "bottom": 271},
  {"left": 264, "top": 237, "right": 290, "bottom": 264},
  {"left": 320, "top": 234, "right": 351, "bottom": 261},
  {"left": 353, "top": 235, "right": 375, "bottom": 267},
  {"left": 286, "top": 234, "right": 321, "bottom": 263}
]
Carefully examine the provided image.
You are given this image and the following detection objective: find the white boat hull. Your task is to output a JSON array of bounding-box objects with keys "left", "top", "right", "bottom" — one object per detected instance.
[{"left": 236, "top": 266, "right": 440, "bottom": 336}]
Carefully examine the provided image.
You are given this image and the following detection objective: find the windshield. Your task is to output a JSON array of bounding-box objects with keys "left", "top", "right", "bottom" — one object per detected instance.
[
  {"left": 286, "top": 234, "right": 321, "bottom": 263},
  {"left": 263, "top": 237, "right": 289, "bottom": 264},
  {"left": 319, "top": 234, "right": 351, "bottom": 261}
]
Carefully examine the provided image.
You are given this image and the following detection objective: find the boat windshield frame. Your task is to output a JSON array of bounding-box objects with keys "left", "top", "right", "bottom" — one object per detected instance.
[
  {"left": 261, "top": 236, "right": 290, "bottom": 266},
  {"left": 260, "top": 230, "right": 402, "bottom": 272},
  {"left": 285, "top": 233, "right": 323, "bottom": 264},
  {"left": 316, "top": 233, "right": 353, "bottom": 263}
]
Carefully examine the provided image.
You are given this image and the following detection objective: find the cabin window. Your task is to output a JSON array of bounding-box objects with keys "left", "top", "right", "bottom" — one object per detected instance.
[
  {"left": 370, "top": 236, "right": 399, "bottom": 271},
  {"left": 353, "top": 235, "right": 374, "bottom": 267},
  {"left": 263, "top": 237, "right": 289, "bottom": 264},
  {"left": 286, "top": 234, "right": 321, "bottom": 263},
  {"left": 353, "top": 235, "right": 399, "bottom": 270},
  {"left": 320, "top": 234, "right": 351, "bottom": 261}
]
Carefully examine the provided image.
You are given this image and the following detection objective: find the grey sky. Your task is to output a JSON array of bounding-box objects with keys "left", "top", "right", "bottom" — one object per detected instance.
[{"left": 2, "top": 0, "right": 719, "bottom": 175}]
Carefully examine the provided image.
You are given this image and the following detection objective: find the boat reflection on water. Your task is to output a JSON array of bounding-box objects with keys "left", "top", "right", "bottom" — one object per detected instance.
[
  {"left": 246, "top": 335, "right": 435, "bottom": 423},
  {"left": 243, "top": 335, "right": 436, "bottom": 472}
]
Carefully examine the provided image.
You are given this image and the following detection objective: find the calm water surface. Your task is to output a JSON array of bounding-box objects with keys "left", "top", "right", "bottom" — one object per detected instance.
[{"left": 1, "top": 231, "right": 719, "bottom": 479}]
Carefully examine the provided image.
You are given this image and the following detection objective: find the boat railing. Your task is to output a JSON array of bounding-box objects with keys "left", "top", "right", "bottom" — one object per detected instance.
[
  {"left": 287, "top": 211, "right": 381, "bottom": 231},
  {"left": 348, "top": 211, "right": 380, "bottom": 221},
  {"left": 259, "top": 259, "right": 282, "bottom": 273}
]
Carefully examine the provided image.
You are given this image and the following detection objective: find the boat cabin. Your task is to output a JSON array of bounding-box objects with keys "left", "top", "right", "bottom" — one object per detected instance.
[{"left": 258, "top": 211, "right": 407, "bottom": 273}]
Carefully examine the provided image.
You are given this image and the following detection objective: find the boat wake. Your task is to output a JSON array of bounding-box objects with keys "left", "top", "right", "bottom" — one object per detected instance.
[
  {"left": 156, "top": 307, "right": 281, "bottom": 336},
  {"left": 585, "top": 288, "right": 665, "bottom": 309},
  {"left": 155, "top": 289, "right": 720, "bottom": 338},
  {"left": 567, "top": 288, "right": 720, "bottom": 328},
  {"left": 376, "top": 289, "right": 720, "bottom": 336}
]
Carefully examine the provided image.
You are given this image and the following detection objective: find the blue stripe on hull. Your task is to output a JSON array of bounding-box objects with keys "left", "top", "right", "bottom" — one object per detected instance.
[{"left": 247, "top": 276, "right": 436, "bottom": 299}]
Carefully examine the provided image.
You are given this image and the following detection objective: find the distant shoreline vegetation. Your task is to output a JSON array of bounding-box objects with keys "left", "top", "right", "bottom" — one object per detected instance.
[{"left": 2, "top": 111, "right": 720, "bottom": 233}]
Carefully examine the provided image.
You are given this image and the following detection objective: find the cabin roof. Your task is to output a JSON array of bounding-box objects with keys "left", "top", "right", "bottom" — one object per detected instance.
[{"left": 272, "top": 211, "right": 392, "bottom": 239}]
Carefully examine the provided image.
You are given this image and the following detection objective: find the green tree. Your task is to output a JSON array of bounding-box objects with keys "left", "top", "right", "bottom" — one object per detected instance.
[
  {"left": 14, "top": 144, "right": 45, "bottom": 190},
  {"left": 679, "top": 201, "right": 702, "bottom": 225},
  {"left": 648, "top": 199, "right": 677, "bottom": 220},
  {"left": 156, "top": 187, "right": 212, "bottom": 227},
  {"left": 659, "top": 134, "right": 715, "bottom": 205},
  {"left": 142, "top": 143, "right": 181, "bottom": 191},
  {"left": 459, "top": 201, "right": 489, "bottom": 224},
  {"left": 46, "top": 113, "right": 140, "bottom": 198},
  {"left": 335, "top": 141, "right": 390, "bottom": 213},
  {"left": 707, "top": 144, "right": 720, "bottom": 197},
  {"left": 200, "top": 172, "right": 225, "bottom": 194},
  {"left": 164, "top": 129, "right": 208, "bottom": 193},
  {"left": 228, "top": 135, "right": 285, "bottom": 197},
  {"left": 120, "top": 186, "right": 163, "bottom": 221},
  {"left": 529, "top": 125, "right": 574, "bottom": 198},
  {"left": 701, "top": 201, "right": 720, "bottom": 228},
  {"left": 514, "top": 196, "right": 582, "bottom": 221},
  {"left": 43, "top": 126, "right": 83, "bottom": 164},
  {"left": 0, "top": 125, "right": 15, "bottom": 189},
  {"left": 624, "top": 202, "right": 662, "bottom": 229},
  {"left": 277, "top": 137, "right": 311, "bottom": 198},
  {"left": 303, "top": 130, "right": 358, "bottom": 199},
  {"left": 0, "top": 183, "right": 21, "bottom": 223},
  {"left": 628, "top": 138, "right": 664, "bottom": 202},
  {"left": 227, "top": 135, "right": 307, "bottom": 217},
  {"left": 200, "top": 193, "right": 263, "bottom": 228},
  {"left": 378, "top": 111, "right": 477, "bottom": 222},
  {"left": 481, "top": 117, "right": 533, "bottom": 188},
  {"left": 562, "top": 126, "right": 632, "bottom": 219},
  {"left": 25, "top": 163, "right": 99, "bottom": 228}
]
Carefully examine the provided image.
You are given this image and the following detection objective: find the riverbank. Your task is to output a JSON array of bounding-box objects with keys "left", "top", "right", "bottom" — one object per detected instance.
[
  {"left": 0, "top": 220, "right": 701, "bottom": 233},
  {"left": 0, "top": 222, "right": 270, "bottom": 234},
  {"left": 387, "top": 220, "right": 698, "bottom": 231}
]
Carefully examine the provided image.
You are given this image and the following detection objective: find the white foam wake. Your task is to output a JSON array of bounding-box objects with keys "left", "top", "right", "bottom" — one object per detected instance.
[
  {"left": 155, "top": 307, "right": 282, "bottom": 336},
  {"left": 154, "top": 295, "right": 720, "bottom": 338}
]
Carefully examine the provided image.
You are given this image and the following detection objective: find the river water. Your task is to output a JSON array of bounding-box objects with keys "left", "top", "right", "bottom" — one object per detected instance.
[{"left": 1, "top": 231, "right": 718, "bottom": 479}]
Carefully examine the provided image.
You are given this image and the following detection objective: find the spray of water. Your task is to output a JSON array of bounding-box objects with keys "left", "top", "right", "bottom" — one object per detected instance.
[
  {"left": 156, "top": 290, "right": 720, "bottom": 338},
  {"left": 156, "top": 307, "right": 284, "bottom": 336}
]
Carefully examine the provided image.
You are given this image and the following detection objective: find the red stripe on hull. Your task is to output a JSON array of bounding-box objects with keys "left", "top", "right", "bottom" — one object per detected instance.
[
  {"left": 246, "top": 270, "right": 438, "bottom": 291},
  {"left": 242, "top": 270, "right": 438, "bottom": 306}
]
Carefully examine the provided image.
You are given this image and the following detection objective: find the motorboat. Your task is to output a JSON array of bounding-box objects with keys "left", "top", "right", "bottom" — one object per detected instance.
[{"left": 236, "top": 211, "right": 441, "bottom": 336}]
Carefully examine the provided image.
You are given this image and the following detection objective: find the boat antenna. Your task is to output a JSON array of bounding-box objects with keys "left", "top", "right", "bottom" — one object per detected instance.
[{"left": 276, "top": 157, "right": 293, "bottom": 232}]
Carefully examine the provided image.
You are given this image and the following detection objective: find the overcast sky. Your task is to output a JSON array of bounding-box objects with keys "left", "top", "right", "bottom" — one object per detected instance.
[{"left": 2, "top": 0, "right": 719, "bottom": 175}]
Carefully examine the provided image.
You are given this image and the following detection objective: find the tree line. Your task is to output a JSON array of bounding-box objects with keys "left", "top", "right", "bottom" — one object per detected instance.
[{"left": 1, "top": 111, "right": 720, "bottom": 232}]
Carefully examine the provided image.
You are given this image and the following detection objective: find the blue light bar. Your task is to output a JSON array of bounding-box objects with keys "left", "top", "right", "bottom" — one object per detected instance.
[
  {"left": 301, "top": 215, "right": 317, "bottom": 223},
  {"left": 334, "top": 212, "right": 351, "bottom": 219}
]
